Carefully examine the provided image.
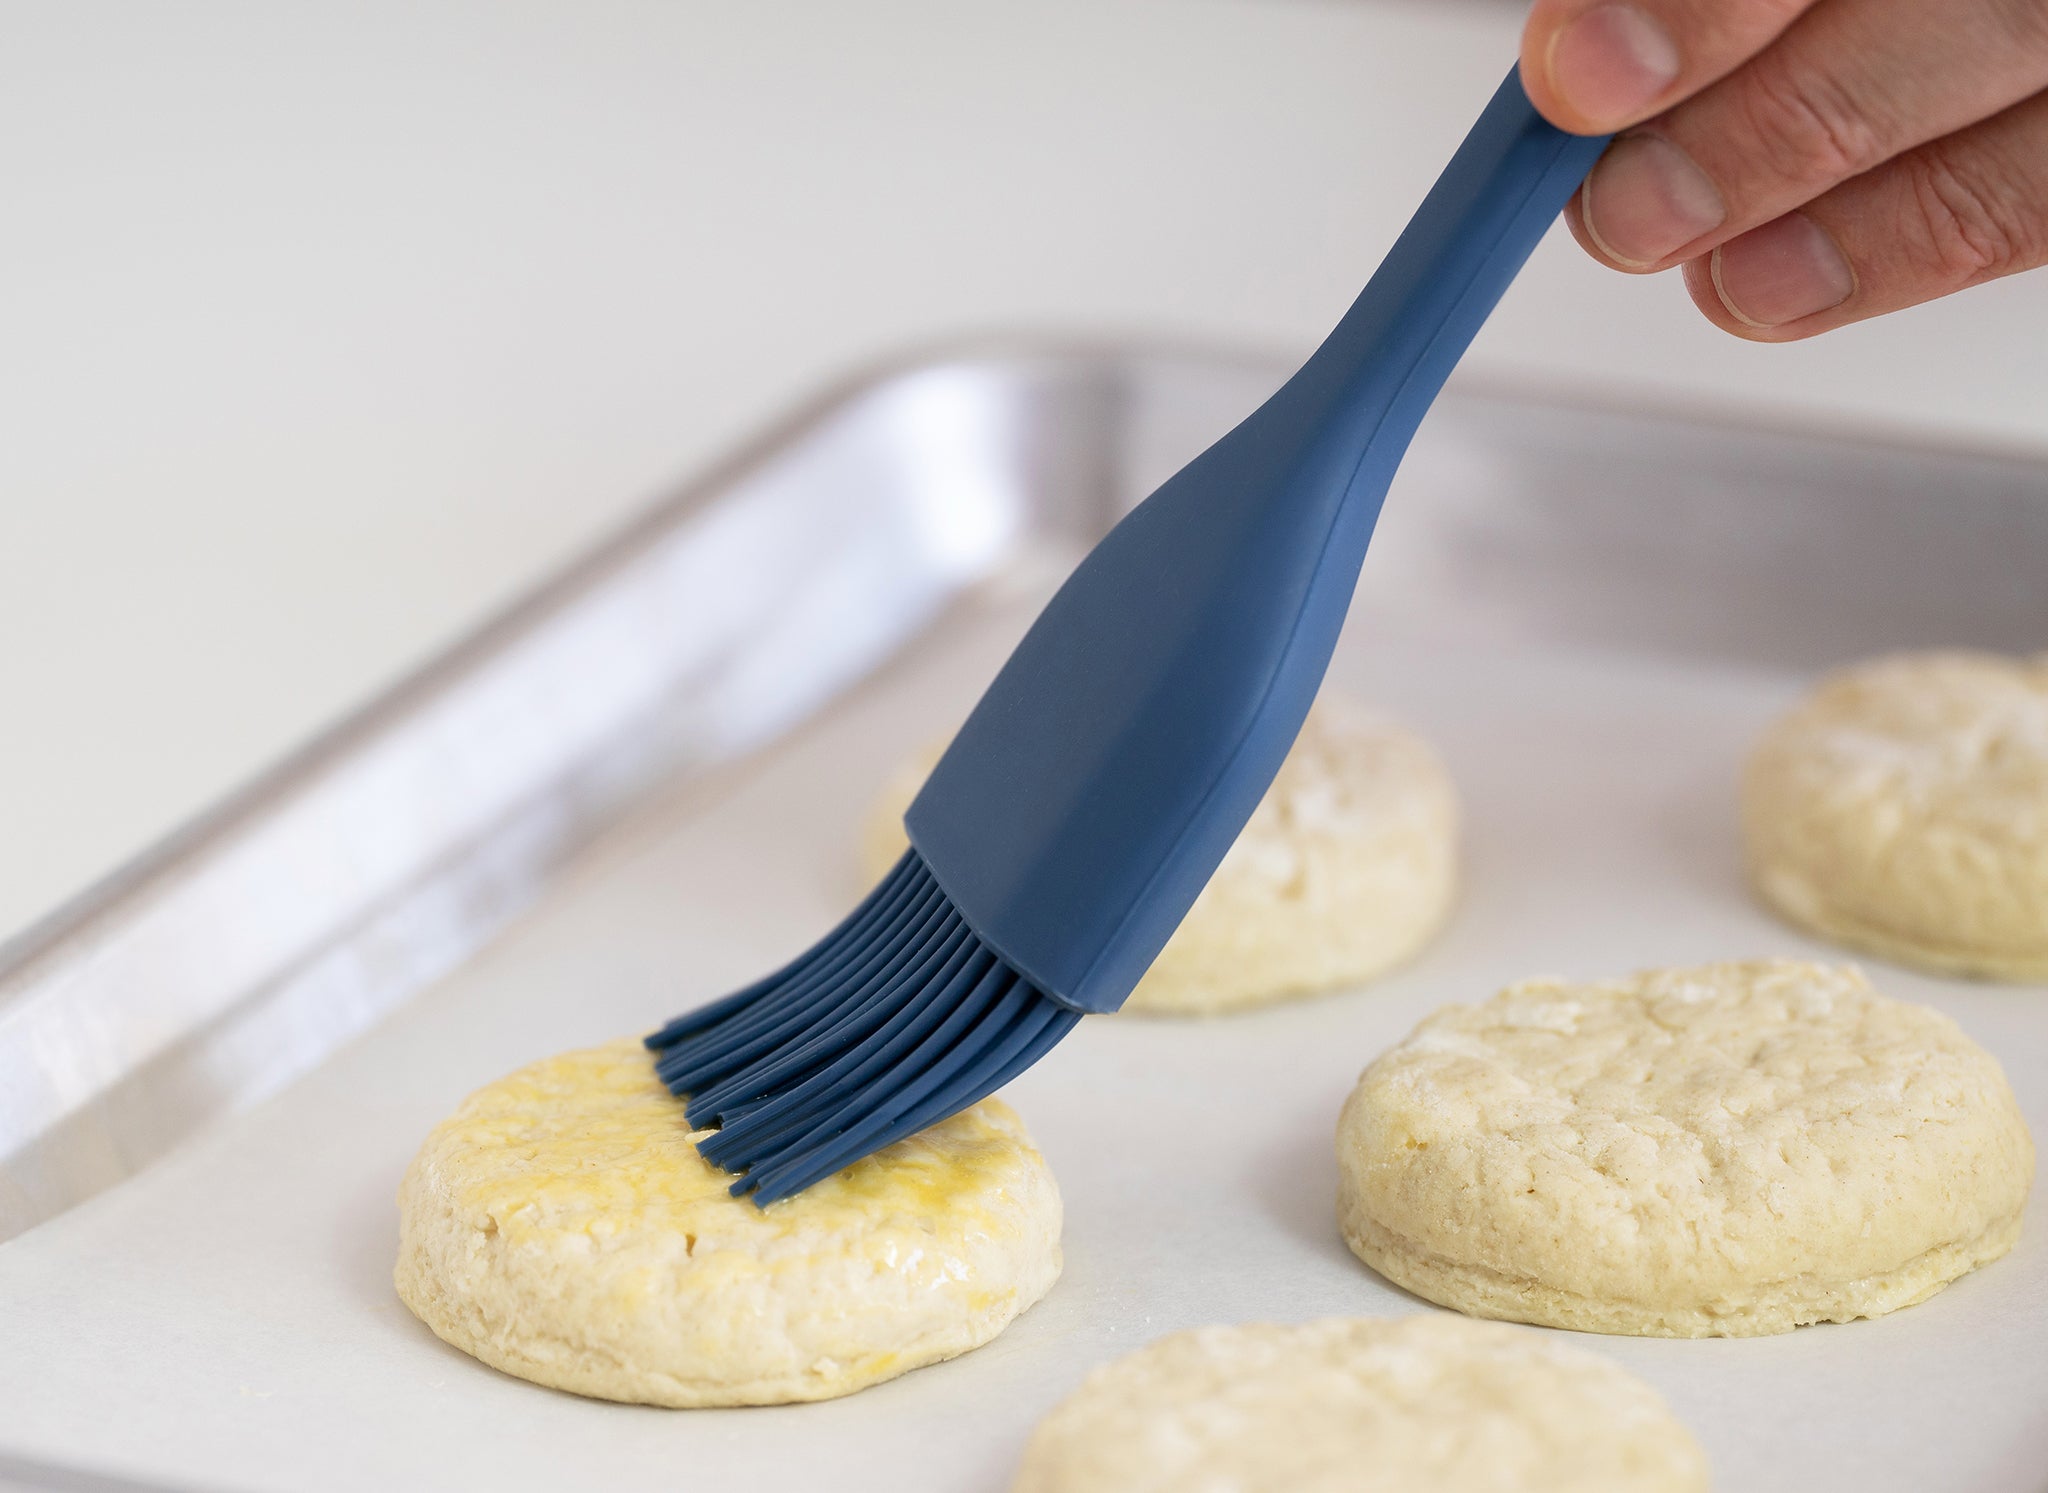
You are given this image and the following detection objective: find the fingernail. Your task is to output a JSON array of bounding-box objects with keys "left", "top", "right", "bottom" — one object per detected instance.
[
  {"left": 1710, "top": 214, "right": 1856, "bottom": 327},
  {"left": 1549, "top": 4, "right": 1681, "bottom": 128},
  {"left": 1582, "top": 133, "right": 1725, "bottom": 267}
]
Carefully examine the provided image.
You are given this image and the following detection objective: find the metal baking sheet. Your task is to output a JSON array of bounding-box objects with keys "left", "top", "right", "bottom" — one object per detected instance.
[{"left": 2, "top": 347, "right": 2046, "bottom": 1493}]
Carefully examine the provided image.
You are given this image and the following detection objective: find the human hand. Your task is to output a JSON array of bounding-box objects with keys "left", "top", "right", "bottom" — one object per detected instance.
[{"left": 1519, "top": 1, "right": 2048, "bottom": 339}]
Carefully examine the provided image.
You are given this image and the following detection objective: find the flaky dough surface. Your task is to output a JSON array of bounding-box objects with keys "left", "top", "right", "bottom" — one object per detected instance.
[
  {"left": 1337, "top": 961, "right": 2033, "bottom": 1337},
  {"left": 395, "top": 1039, "right": 1061, "bottom": 1405},
  {"left": 1010, "top": 1316, "right": 1709, "bottom": 1493},
  {"left": 861, "top": 696, "right": 1459, "bottom": 1014},
  {"left": 1743, "top": 650, "right": 2048, "bottom": 981}
]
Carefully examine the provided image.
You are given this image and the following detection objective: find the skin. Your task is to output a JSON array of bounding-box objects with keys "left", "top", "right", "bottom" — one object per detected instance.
[{"left": 1518, "top": 0, "right": 2048, "bottom": 339}]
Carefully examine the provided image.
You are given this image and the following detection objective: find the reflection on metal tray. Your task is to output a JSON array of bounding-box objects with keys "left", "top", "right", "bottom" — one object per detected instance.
[{"left": 4, "top": 345, "right": 2045, "bottom": 1245}]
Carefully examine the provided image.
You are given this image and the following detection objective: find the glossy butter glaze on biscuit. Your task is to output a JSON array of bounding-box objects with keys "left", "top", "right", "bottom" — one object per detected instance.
[{"left": 396, "top": 1039, "right": 1062, "bottom": 1405}]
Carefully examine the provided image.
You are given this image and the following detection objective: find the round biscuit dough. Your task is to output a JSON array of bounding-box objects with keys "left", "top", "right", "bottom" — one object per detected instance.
[
  {"left": 1010, "top": 1316, "right": 1710, "bottom": 1493},
  {"left": 1743, "top": 650, "right": 2048, "bottom": 982},
  {"left": 860, "top": 695, "right": 1459, "bottom": 1014},
  {"left": 1337, "top": 960, "right": 2034, "bottom": 1338},
  {"left": 395, "top": 1039, "right": 1062, "bottom": 1406}
]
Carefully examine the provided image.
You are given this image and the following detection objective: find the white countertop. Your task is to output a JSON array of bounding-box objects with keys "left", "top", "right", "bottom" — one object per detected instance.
[{"left": 3, "top": 0, "right": 2044, "bottom": 944}]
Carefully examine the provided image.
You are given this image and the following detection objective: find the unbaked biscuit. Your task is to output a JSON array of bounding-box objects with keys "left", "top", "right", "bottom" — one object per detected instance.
[
  {"left": 1010, "top": 1316, "right": 1709, "bottom": 1493},
  {"left": 1337, "top": 960, "right": 2033, "bottom": 1338},
  {"left": 861, "top": 695, "right": 1459, "bottom": 1014},
  {"left": 1743, "top": 650, "right": 2048, "bottom": 982},
  {"left": 395, "top": 1039, "right": 1061, "bottom": 1405}
]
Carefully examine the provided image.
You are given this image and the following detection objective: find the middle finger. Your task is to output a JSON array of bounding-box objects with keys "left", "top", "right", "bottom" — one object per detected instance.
[{"left": 1574, "top": 0, "right": 2048, "bottom": 270}]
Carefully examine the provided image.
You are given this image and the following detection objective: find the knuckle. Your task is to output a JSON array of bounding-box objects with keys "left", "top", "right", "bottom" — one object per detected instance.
[
  {"left": 1899, "top": 144, "right": 2040, "bottom": 284},
  {"left": 1735, "top": 53, "right": 1892, "bottom": 187}
]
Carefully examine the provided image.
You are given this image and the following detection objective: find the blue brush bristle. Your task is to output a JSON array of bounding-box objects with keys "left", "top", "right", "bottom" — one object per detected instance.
[{"left": 646, "top": 850, "right": 1081, "bottom": 1205}]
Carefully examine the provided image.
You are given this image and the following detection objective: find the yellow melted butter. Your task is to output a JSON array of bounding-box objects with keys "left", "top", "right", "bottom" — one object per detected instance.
[{"left": 431, "top": 1038, "right": 1033, "bottom": 1253}]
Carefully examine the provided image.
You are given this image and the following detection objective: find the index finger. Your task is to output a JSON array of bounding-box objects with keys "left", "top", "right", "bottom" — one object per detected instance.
[{"left": 1520, "top": 0, "right": 1822, "bottom": 134}]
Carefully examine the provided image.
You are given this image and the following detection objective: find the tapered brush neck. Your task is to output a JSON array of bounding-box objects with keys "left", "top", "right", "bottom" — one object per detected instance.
[{"left": 1280, "top": 69, "right": 1608, "bottom": 480}]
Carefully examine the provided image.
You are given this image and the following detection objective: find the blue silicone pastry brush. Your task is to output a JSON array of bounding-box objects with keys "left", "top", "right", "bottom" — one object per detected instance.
[{"left": 649, "top": 69, "right": 1608, "bottom": 1204}]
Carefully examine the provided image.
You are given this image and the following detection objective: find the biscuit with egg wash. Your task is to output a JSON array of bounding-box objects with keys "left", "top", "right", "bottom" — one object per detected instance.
[
  {"left": 1336, "top": 960, "right": 2033, "bottom": 1337},
  {"left": 861, "top": 695, "right": 1459, "bottom": 1014},
  {"left": 395, "top": 1039, "right": 1062, "bottom": 1405}
]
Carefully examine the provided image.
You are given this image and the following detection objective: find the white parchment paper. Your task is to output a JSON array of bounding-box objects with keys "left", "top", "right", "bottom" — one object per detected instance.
[{"left": 1, "top": 578, "right": 2043, "bottom": 1493}]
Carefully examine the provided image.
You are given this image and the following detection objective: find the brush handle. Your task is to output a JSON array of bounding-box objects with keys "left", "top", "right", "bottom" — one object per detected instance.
[
  {"left": 1272, "top": 68, "right": 1609, "bottom": 474},
  {"left": 651, "top": 70, "right": 1617, "bottom": 1193},
  {"left": 909, "top": 71, "right": 1607, "bottom": 1014}
]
